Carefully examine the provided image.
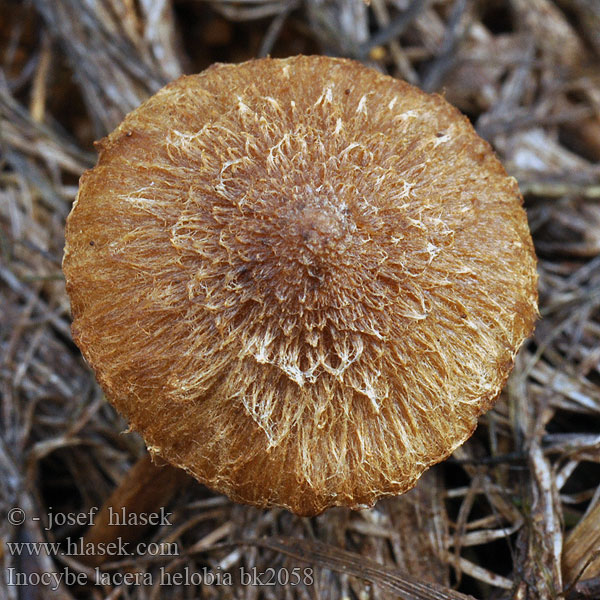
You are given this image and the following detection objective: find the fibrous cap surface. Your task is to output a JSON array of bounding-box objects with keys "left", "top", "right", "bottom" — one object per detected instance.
[{"left": 63, "top": 55, "right": 538, "bottom": 516}]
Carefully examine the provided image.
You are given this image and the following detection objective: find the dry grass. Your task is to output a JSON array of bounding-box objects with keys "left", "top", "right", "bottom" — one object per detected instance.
[{"left": 1, "top": 0, "right": 599, "bottom": 598}]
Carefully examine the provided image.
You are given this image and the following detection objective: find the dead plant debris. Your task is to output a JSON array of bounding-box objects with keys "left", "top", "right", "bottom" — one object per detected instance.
[{"left": 1, "top": 0, "right": 599, "bottom": 598}]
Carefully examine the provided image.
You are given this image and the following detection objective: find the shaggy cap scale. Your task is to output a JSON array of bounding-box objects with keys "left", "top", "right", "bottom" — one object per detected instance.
[{"left": 63, "top": 56, "right": 538, "bottom": 516}]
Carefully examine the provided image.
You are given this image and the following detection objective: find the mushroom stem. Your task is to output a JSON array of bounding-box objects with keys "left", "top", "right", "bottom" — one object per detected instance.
[{"left": 80, "top": 454, "right": 189, "bottom": 567}]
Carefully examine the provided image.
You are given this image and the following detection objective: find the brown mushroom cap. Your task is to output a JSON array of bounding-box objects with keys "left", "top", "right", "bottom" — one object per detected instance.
[{"left": 63, "top": 55, "right": 537, "bottom": 516}]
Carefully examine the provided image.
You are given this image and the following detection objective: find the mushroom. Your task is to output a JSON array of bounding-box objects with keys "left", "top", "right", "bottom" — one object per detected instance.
[{"left": 63, "top": 55, "right": 538, "bottom": 517}]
